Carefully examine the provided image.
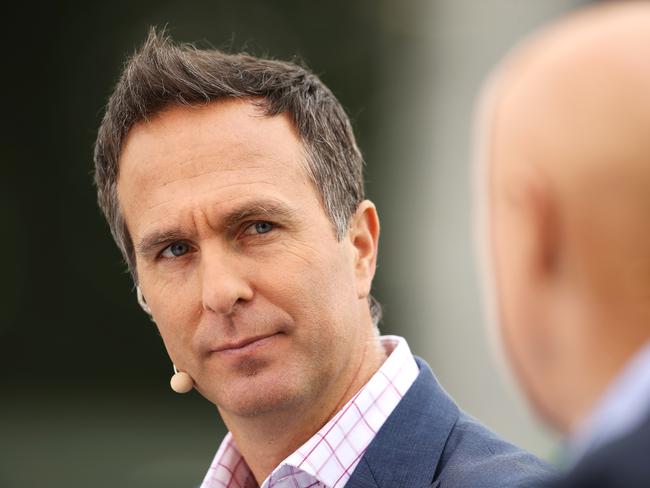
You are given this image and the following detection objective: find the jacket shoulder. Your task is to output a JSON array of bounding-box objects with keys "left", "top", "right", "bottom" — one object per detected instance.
[
  {"left": 435, "top": 412, "right": 554, "bottom": 488},
  {"left": 349, "top": 356, "right": 555, "bottom": 488}
]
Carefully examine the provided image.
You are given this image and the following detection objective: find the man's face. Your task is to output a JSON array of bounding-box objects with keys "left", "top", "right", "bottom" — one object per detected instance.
[{"left": 117, "top": 100, "right": 371, "bottom": 417}]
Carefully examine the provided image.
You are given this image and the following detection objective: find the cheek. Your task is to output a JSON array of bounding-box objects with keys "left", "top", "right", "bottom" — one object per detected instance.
[
  {"left": 139, "top": 271, "right": 201, "bottom": 359},
  {"left": 260, "top": 245, "right": 356, "bottom": 333}
]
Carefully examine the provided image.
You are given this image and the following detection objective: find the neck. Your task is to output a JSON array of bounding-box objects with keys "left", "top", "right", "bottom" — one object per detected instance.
[{"left": 220, "top": 333, "right": 386, "bottom": 485}]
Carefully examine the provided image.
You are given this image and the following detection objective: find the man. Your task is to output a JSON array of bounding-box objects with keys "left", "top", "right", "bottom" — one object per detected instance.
[
  {"left": 94, "top": 29, "right": 549, "bottom": 487},
  {"left": 476, "top": 2, "right": 650, "bottom": 486}
]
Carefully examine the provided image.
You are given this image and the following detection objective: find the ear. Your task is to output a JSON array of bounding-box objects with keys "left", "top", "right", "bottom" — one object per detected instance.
[
  {"left": 491, "top": 174, "right": 565, "bottom": 427},
  {"left": 348, "top": 200, "right": 380, "bottom": 299},
  {"left": 508, "top": 176, "right": 563, "bottom": 372},
  {"left": 522, "top": 178, "right": 559, "bottom": 284}
]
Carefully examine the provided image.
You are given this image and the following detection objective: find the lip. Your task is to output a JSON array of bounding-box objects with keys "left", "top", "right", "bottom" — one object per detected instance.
[{"left": 212, "top": 333, "right": 281, "bottom": 354}]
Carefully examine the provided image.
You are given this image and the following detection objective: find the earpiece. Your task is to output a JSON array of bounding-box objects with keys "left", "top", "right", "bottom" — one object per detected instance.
[{"left": 170, "top": 364, "right": 194, "bottom": 394}]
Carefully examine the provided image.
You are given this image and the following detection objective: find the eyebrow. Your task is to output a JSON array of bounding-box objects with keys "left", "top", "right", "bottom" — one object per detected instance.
[{"left": 135, "top": 199, "right": 300, "bottom": 257}]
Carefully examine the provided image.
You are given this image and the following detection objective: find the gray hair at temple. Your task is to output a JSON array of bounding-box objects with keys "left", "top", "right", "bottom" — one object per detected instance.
[{"left": 93, "top": 28, "right": 382, "bottom": 325}]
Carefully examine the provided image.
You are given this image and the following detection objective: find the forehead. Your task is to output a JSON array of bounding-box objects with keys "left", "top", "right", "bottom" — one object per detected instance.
[
  {"left": 119, "top": 99, "right": 308, "bottom": 188},
  {"left": 116, "top": 99, "right": 319, "bottom": 234}
]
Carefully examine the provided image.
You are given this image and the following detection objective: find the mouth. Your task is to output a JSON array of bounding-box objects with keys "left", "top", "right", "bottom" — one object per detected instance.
[{"left": 212, "top": 332, "right": 282, "bottom": 355}]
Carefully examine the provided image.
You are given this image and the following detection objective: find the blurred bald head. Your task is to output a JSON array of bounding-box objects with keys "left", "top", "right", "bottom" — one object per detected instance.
[{"left": 476, "top": 2, "right": 650, "bottom": 434}]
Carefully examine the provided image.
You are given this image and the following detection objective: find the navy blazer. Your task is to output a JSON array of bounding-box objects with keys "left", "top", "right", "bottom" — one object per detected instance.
[{"left": 346, "top": 357, "right": 553, "bottom": 488}]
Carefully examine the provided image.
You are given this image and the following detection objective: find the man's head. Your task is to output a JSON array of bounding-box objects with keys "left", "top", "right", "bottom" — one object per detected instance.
[
  {"left": 94, "top": 30, "right": 382, "bottom": 418},
  {"left": 475, "top": 2, "right": 650, "bottom": 433}
]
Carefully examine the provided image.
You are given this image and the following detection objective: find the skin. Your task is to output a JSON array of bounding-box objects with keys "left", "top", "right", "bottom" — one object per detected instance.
[
  {"left": 476, "top": 2, "right": 650, "bottom": 435},
  {"left": 117, "top": 99, "right": 386, "bottom": 483}
]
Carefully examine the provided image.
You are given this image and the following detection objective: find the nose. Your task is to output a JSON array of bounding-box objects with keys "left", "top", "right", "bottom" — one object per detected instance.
[{"left": 200, "top": 244, "right": 254, "bottom": 316}]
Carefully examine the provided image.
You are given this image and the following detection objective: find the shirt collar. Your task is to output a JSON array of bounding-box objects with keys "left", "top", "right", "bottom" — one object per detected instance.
[
  {"left": 569, "top": 339, "right": 650, "bottom": 464},
  {"left": 200, "top": 335, "right": 419, "bottom": 488}
]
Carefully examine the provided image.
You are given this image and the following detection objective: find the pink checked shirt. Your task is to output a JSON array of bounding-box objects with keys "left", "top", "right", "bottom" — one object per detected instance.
[{"left": 199, "top": 335, "right": 419, "bottom": 488}]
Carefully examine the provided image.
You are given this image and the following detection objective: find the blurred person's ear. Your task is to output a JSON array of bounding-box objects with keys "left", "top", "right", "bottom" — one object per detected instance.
[
  {"left": 518, "top": 177, "right": 566, "bottom": 368},
  {"left": 492, "top": 169, "right": 572, "bottom": 428},
  {"left": 525, "top": 179, "right": 560, "bottom": 287}
]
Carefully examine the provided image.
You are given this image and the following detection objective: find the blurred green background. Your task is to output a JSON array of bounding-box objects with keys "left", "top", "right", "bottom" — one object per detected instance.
[{"left": 2, "top": 1, "right": 590, "bottom": 487}]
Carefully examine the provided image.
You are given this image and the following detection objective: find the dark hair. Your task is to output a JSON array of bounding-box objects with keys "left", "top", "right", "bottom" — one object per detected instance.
[{"left": 94, "top": 28, "right": 381, "bottom": 324}]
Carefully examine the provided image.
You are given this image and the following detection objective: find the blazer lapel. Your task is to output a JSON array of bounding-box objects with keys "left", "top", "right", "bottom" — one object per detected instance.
[{"left": 346, "top": 357, "right": 459, "bottom": 488}]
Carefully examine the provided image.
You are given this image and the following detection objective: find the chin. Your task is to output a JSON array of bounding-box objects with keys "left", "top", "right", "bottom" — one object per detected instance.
[{"left": 202, "top": 368, "right": 309, "bottom": 418}]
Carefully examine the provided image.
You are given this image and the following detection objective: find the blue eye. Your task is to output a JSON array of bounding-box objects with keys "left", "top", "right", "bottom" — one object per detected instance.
[
  {"left": 253, "top": 221, "right": 273, "bottom": 234},
  {"left": 161, "top": 242, "right": 190, "bottom": 258},
  {"left": 242, "top": 221, "right": 275, "bottom": 238}
]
